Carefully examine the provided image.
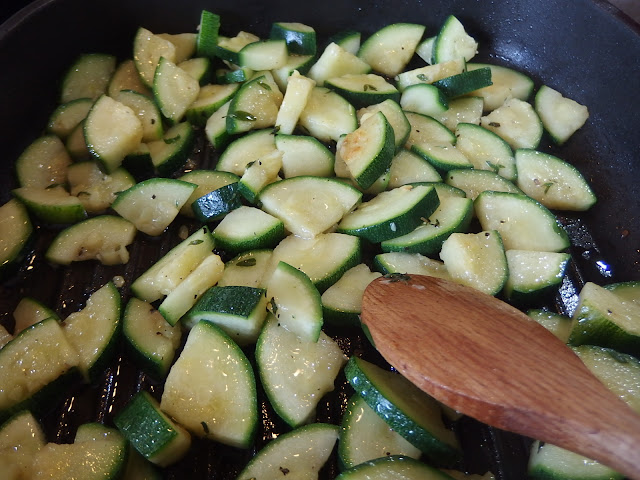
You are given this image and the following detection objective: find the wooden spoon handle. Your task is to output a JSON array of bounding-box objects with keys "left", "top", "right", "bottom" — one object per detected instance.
[{"left": 361, "top": 275, "right": 640, "bottom": 479}]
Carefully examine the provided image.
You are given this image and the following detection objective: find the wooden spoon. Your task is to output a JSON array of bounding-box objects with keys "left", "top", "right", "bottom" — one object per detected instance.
[{"left": 361, "top": 274, "right": 640, "bottom": 480}]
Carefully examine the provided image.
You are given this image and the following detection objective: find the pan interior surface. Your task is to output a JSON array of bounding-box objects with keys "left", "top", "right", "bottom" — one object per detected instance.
[{"left": 0, "top": 1, "right": 638, "bottom": 479}]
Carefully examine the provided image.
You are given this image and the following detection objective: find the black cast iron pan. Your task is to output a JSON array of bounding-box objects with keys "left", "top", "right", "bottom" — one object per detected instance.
[{"left": 0, "top": 1, "right": 639, "bottom": 479}]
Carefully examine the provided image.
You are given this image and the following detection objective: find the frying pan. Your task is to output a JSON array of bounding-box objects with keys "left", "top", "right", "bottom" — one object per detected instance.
[{"left": 0, "top": 0, "right": 639, "bottom": 478}]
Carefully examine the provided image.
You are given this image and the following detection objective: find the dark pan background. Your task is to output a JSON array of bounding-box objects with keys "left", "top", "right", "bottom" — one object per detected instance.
[{"left": 0, "top": 1, "right": 639, "bottom": 479}]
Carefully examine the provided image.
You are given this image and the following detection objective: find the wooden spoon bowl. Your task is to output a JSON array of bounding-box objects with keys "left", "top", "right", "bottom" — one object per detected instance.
[{"left": 361, "top": 274, "right": 640, "bottom": 479}]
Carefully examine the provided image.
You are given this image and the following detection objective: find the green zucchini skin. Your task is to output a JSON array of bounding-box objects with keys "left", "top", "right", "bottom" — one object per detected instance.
[{"left": 344, "top": 356, "right": 461, "bottom": 467}]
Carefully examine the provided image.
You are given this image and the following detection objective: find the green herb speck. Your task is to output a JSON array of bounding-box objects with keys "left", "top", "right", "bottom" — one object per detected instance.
[
  {"left": 164, "top": 134, "right": 182, "bottom": 144},
  {"left": 237, "top": 258, "right": 257, "bottom": 267},
  {"left": 231, "top": 110, "right": 257, "bottom": 122}
]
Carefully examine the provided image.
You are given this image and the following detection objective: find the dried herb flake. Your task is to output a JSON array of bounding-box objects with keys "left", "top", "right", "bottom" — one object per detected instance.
[
  {"left": 237, "top": 258, "right": 257, "bottom": 267},
  {"left": 270, "top": 297, "right": 278, "bottom": 316},
  {"left": 383, "top": 273, "right": 411, "bottom": 283},
  {"left": 164, "top": 134, "right": 182, "bottom": 144},
  {"left": 486, "top": 161, "right": 503, "bottom": 173},
  {"left": 230, "top": 110, "right": 257, "bottom": 122}
]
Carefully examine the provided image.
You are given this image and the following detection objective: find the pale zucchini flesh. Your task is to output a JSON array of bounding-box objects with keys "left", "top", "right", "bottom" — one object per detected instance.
[
  {"left": 307, "top": 42, "right": 371, "bottom": 86},
  {"left": 395, "top": 59, "right": 466, "bottom": 91},
  {"left": 474, "top": 191, "right": 570, "bottom": 252},
  {"left": 226, "top": 74, "right": 283, "bottom": 134},
  {"left": 216, "top": 128, "right": 277, "bottom": 175},
  {"left": 275, "top": 70, "right": 316, "bottom": 135},
  {"left": 404, "top": 111, "right": 456, "bottom": 148},
  {"left": 275, "top": 133, "right": 335, "bottom": 178},
  {"left": 212, "top": 205, "right": 285, "bottom": 254},
  {"left": 32, "top": 435, "right": 128, "bottom": 480},
  {"left": 218, "top": 249, "right": 274, "bottom": 288},
  {"left": 47, "top": 98, "right": 93, "bottom": 139},
  {"left": 256, "top": 315, "right": 347, "bottom": 426},
  {"left": 388, "top": 149, "right": 442, "bottom": 187},
  {"left": 45, "top": 215, "right": 136, "bottom": 265},
  {"left": 0, "top": 410, "right": 46, "bottom": 479},
  {"left": 373, "top": 251, "right": 451, "bottom": 279},
  {"left": 338, "top": 110, "right": 395, "bottom": 189},
  {"left": 15, "top": 135, "right": 72, "bottom": 188},
  {"left": 358, "top": 23, "right": 426, "bottom": 77},
  {"left": 339, "top": 394, "right": 421, "bottom": 469},
  {"left": 112, "top": 178, "right": 197, "bottom": 236},
  {"left": 0, "top": 318, "right": 80, "bottom": 420},
  {"left": 61, "top": 281, "right": 121, "bottom": 382},
  {"left": 85, "top": 95, "right": 143, "bottom": 173},
  {"left": 468, "top": 63, "right": 534, "bottom": 112},
  {"left": 266, "top": 261, "right": 323, "bottom": 342},
  {"left": 60, "top": 53, "right": 116, "bottom": 103},
  {"left": 259, "top": 176, "right": 362, "bottom": 239},
  {"left": 504, "top": 250, "right": 571, "bottom": 303},
  {"left": 12, "top": 297, "right": 59, "bottom": 335},
  {"left": 236, "top": 423, "right": 339, "bottom": 480},
  {"left": 380, "top": 196, "right": 473, "bottom": 256},
  {"left": 123, "top": 297, "right": 182, "bottom": 378},
  {"left": 337, "top": 455, "right": 455, "bottom": 480},
  {"left": 68, "top": 161, "right": 136, "bottom": 213},
  {"left": 154, "top": 57, "right": 200, "bottom": 124},
  {"left": 445, "top": 168, "right": 521, "bottom": 200},
  {"left": 130, "top": 226, "right": 215, "bottom": 303},
  {"left": 454, "top": 122, "right": 516, "bottom": 181},
  {"left": 133, "top": 27, "right": 177, "bottom": 87},
  {"left": 439, "top": 230, "right": 508, "bottom": 296},
  {"left": 528, "top": 309, "right": 573, "bottom": 343},
  {"left": 345, "top": 356, "right": 461, "bottom": 465},
  {"left": 432, "top": 15, "right": 478, "bottom": 64},
  {"left": 298, "top": 86, "right": 358, "bottom": 142},
  {"left": 11, "top": 185, "right": 87, "bottom": 225},
  {"left": 109, "top": 58, "right": 151, "bottom": 97},
  {"left": 266, "top": 233, "right": 362, "bottom": 293},
  {"left": 0, "top": 199, "right": 33, "bottom": 278},
  {"left": 569, "top": 282, "right": 640, "bottom": 357},
  {"left": 436, "top": 96, "right": 484, "bottom": 131},
  {"left": 321, "top": 263, "right": 382, "bottom": 326},
  {"left": 480, "top": 98, "right": 542, "bottom": 150},
  {"left": 160, "top": 321, "right": 258, "bottom": 448},
  {"left": 528, "top": 440, "right": 622, "bottom": 480},
  {"left": 357, "top": 99, "right": 411, "bottom": 152},
  {"left": 114, "top": 89, "right": 164, "bottom": 141},
  {"left": 157, "top": 252, "right": 224, "bottom": 325},
  {"left": 515, "top": 149, "right": 596, "bottom": 211},
  {"left": 535, "top": 85, "right": 589, "bottom": 145},
  {"left": 338, "top": 184, "right": 439, "bottom": 242}
]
